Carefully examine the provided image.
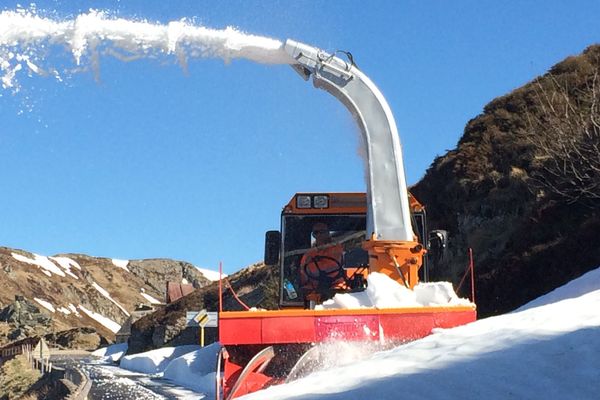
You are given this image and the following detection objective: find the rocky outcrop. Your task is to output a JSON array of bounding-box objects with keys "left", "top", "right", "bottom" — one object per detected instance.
[
  {"left": 0, "top": 296, "right": 51, "bottom": 328},
  {"left": 44, "top": 327, "right": 110, "bottom": 351},
  {"left": 128, "top": 262, "right": 277, "bottom": 354}
]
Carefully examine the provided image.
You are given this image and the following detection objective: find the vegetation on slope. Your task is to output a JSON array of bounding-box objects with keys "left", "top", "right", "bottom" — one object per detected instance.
[{"left": 412, "top": 44, "right": 600, "bottom": 316}]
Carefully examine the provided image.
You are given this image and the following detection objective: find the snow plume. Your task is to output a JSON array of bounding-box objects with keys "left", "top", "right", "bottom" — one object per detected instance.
[{"left": 0, "top": 7, "right": 294, "bottom": 91}]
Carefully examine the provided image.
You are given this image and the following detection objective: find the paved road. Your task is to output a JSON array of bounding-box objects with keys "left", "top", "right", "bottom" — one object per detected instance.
[{"left": 50, "top": 352, "right": 205, "bottom": 400}]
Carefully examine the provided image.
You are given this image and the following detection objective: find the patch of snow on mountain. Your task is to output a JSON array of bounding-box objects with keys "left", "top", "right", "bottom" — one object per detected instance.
[
  {"left": 195, "top": 267, "right": 224, "bottom": 281},
  {"left": 34, "top": 297, "right": 55, "bottom": 313},
  {"left": 49, "top": 256, "right": 81, "bottom": 279},
  {"left": 112, "top": 258, "right": 130, "bottom": 271},
  {"left": 79, "top": 304, "right": 121, "bottom": 333},
  {"left": 57, "top": 306, "right": 71, "bottom": 315},
  {"left": 140, "top": 288, "right": 162, "bottom": 305},
  {"left": 68, "top": 303, "right": 81, "bottom": 317},
  {"left": 517, "top": 266, "right": 600, "bottom": 311},
  {"left": 11, "top": 252, "right": 66, "bottom": 277},
  {"left": 92, "top": 281, "right": 130, "bottom": 317}
]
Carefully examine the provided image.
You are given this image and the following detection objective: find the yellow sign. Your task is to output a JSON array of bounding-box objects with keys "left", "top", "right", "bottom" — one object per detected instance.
[{"left": 194, "top": 310, "right": 210, "bottom": 328}]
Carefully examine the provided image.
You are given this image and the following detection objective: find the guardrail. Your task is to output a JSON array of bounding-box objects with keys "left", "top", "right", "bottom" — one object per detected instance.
[
  {"left": 0, "top": 338, "right": 92, "bottom": 399},
  {"left": 65, "top": 366, "right": 92, "bottom": 400}
]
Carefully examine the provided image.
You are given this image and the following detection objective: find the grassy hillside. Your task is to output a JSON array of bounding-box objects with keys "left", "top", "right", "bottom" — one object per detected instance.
[{"left": 412, "top": 44, "right": 600, "bottom": 316}]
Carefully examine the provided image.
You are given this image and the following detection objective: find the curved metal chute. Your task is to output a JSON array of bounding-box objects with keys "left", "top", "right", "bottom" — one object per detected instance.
[{"left": 284, "top": 39, "right": 413, "bottom": 242}]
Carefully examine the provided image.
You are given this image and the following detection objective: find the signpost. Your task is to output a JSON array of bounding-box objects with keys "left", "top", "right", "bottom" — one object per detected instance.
[{"left": 192, "top": 310, "right": 218, "bottom": 347}]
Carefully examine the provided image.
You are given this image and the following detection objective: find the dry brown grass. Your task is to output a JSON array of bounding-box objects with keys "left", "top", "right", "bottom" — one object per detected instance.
[{"left": 0, "top": 355, "right": 41, "bottom": 399}]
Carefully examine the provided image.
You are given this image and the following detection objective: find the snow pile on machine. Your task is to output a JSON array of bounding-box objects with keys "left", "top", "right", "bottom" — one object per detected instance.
[{"left": 317, "top": 272, "right": 472, "bottom": 310}]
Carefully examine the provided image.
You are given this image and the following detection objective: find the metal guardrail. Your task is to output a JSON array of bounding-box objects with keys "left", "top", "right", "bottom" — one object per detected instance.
[{"left": 65, "top": 367, "right": 92, "bottom": 400}]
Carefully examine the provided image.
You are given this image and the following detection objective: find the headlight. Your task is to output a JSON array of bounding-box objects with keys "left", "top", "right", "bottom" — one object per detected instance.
[
  {"left": 296, "top": 195, "right": 312, "bottom": 209},
  {"left": 313, "top": 195, "right": 329, "bottom": 209}
]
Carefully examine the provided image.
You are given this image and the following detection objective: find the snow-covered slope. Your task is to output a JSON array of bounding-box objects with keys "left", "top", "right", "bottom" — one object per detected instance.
[{"left": 243, "top": 267, "right": 600, "bottom": 399}]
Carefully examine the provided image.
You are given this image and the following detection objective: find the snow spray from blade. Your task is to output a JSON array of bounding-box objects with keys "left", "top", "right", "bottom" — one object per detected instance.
[{"left": 0, "top": 8, "right": 295, "bottom": 91}]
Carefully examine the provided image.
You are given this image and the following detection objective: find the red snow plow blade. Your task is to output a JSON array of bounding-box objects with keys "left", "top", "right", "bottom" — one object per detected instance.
[{"left": 217, "top": 306, "right": 476, "bottom": 399}]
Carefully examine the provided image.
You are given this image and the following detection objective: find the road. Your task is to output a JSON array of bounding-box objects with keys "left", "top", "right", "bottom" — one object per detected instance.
[{"left": 50, "top": 351, "right": 205, "bottom": 400}]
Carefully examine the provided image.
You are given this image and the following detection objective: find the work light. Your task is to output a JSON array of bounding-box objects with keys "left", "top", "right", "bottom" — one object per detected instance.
[
  {"left": 296, "top": 195, "right": 312, "bottom": 209},
  {"left": 313, "top": 195, "right": 329, "bottom": 209}
]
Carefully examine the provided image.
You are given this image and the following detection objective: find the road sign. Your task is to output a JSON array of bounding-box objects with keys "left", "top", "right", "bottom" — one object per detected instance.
[
  {"left": 187, "top": 310, "right": 218, "bottom": 328},
  {"left": 194, "top": 310, "right": 210, "bottom": 327}
]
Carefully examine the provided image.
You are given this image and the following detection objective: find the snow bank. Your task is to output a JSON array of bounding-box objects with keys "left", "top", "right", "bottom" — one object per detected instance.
[
  {"left": 92, "top": 342, "right": 128, "bottom": 362},
  {"left": 163, "top": 342, "right": 222, "bottom": 395},
  {"left": 120, "top": 345, "right": 201, "bottom": 374},
  {"left": 317, "top": 272, "right": 472, "bottom": 310},
  {"left": 243, "top": 267, "right": 600, "bottom": 400}
]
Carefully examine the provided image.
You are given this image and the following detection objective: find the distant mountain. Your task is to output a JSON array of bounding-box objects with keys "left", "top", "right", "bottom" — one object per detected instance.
[
  {"left": 0, "top": 246, "right": 214, "bottom": 347},
  {"left": 412, "top": 44, "right": 600, "bottom": 317}
]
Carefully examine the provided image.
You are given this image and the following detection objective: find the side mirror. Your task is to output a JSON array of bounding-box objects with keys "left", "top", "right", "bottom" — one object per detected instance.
[
  {"left": 427, "top": 230, "right": 448, "bottom": 267},
  {"left": 264, "top": 230, "right": 281, "bottom": 266}
]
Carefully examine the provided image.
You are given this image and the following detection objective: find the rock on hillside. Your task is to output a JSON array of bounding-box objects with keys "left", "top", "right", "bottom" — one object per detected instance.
[
  {"left": 412, "top": 44, "right": 600, "bottom": 317},
  {"left": 0, "top": 246, "right": 212, "bottom": 347},
  {"left": 128, "top": 262, "right": 278, "bottom": 354}
]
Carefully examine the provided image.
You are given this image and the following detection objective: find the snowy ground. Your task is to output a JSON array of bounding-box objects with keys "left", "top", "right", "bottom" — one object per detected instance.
[
  {"left": 245, "top": 268, "right": 600, "bottom": 400},
  {"left": 94, "top": 268, "right": 600, "bottom": 399}
]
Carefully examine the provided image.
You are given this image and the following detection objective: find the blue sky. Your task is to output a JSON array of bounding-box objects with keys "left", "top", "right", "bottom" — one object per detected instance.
[{"left": 1, "top": 1, "right": 599, "bottom": 273}]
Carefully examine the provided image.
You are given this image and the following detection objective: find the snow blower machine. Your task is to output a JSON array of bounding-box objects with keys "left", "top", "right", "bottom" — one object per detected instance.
[{"left": 216, "top": 40, "right": 476, "bottom": 399}]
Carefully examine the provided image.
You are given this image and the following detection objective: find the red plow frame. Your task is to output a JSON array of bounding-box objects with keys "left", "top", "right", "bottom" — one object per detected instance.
[{"left": 217, "top": 306, "right": 476, "bottom": 399}]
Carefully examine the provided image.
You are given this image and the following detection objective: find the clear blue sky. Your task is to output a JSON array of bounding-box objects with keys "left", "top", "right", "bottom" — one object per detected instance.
[{"left": 1, "top": 1, "right": 599, "bottom": 273}]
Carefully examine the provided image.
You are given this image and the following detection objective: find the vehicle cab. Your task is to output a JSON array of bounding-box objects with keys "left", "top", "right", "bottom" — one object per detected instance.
[{"left": 265, "top": 192, "right": 429, "bottom": 308}]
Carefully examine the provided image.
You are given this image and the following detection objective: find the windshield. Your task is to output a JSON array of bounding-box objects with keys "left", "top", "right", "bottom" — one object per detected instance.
[{"left": 280, "top": 214, "right": 366, "bottom": 305}]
